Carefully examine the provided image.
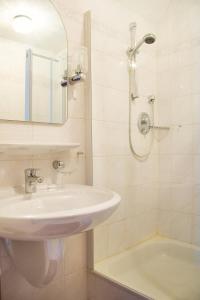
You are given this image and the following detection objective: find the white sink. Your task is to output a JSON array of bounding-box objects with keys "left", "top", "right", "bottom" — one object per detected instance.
[{"left": 0, "top": 184, "right": 120, "bottom": 241}]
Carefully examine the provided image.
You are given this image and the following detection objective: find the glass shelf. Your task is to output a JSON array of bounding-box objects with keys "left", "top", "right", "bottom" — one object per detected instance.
[{"left": 0, "top": 143, "right": 80, "bottom": 156}]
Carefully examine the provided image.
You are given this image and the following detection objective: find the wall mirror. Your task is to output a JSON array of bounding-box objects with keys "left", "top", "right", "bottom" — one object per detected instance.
[{"left": 0, "top": 0, "right": 67, "bottom": 124}]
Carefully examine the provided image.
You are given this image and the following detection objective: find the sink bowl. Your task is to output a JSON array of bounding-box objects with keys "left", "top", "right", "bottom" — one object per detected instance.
[{"left": 0, "top": 184, "right": 120, "bottom": 241}]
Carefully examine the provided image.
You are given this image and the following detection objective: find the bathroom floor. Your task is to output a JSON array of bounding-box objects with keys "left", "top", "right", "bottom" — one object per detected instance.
[{"left": 95, "top": 237, "right": 200, "bottom": 300}]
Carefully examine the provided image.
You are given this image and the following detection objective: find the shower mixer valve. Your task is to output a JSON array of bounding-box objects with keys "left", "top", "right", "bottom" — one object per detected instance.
[{"left": 138, "top": 112, "right": 151, "bottom": 135}]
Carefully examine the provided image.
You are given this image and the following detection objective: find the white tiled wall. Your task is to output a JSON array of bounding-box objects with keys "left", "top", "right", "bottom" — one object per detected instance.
[
  {"left": 92, "top": 0, "right": 200, "bottom": 266},
  {"left": 91, "top": 3, "right": 159, "bottom": 263},
  {"left": 157, "top": 0, "right": 200, "bottom": 245}
]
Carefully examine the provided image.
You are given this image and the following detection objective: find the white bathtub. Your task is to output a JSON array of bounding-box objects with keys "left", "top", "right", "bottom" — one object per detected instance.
[{"left": 95, "top": 237, "right": 200, "bottom": 300}]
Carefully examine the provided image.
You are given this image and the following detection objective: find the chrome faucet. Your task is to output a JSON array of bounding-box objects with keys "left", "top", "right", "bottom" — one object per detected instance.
[{"left": 24, "top": 168, "right": 43, "bottom": 193}]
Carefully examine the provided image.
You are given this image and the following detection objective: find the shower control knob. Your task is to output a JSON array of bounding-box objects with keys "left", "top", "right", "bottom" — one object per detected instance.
[{"left": 138, "top": 112, "right": 151, "bottom": 135}]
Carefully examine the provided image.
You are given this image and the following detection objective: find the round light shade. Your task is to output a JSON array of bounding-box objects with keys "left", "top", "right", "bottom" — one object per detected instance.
[{"left": 13, "top": 15, "right": 33, "bottom": 34}]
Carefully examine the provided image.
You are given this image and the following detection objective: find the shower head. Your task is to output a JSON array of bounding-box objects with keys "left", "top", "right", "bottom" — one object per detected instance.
[
  {"left": 128, "top": 33, "right": 156, "bottom": 58},
  {"left": 144, "top": 33, "right": 156, "bottom": 44},
  {"left": 134, "top": 33, "right": 156, "bottom": 54}
]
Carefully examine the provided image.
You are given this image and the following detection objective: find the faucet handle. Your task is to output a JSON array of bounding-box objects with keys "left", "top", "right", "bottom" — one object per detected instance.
[
  {"left": 24, "top": 168, "right": 43, "bottom": 193},
  {"left": 32, "top": 169, "right": 43, "bottom": 183},
  {"left": 24, "top": 168, "right": 33, "bottom": 176},
  {"left": 25, "top": 168, "right": 41, "bottom": 177},
  {"left": 31, "top": 168, "right": 41, "bottom": 177}
]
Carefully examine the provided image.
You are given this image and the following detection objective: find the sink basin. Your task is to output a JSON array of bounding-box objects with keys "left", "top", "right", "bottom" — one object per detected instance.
[
  {"left": 0, "top": 184, "right": 120, "bottom": 241},
  {"left": 0, "top": 184, "right": 120, "bottom": 287}
]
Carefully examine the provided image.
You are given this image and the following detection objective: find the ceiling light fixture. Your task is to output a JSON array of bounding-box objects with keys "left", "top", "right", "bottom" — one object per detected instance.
[{"left": 13, "top": 15, "right": 33, "bottom": 34}]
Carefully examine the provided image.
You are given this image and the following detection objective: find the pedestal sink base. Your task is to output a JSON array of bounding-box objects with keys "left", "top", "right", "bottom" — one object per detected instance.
[{"left": 4, "top": 238, "right": 63, "bottom": 287}]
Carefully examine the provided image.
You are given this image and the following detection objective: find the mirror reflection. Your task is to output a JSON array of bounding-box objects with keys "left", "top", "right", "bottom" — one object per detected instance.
[{"left": 0, "top": 0, "right": 67, "bottom": 124}]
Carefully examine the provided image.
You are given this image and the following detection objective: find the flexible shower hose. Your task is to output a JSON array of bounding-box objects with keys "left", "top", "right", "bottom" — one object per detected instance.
[{"left": 128, "top": 93, "right": 154, "bottom": 161}]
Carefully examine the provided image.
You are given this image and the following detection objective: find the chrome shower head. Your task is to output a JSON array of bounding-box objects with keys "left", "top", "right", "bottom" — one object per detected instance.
[
  {"left": 127, "top": 32, "right": 156, "bottom": 58},
  {"left": 143, "top": 33, "right": 156, "bottom": 44}
]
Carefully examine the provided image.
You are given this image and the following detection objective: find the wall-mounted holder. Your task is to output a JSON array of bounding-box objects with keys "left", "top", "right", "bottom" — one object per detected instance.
[
  {"left": 61, "top": 70, "right": 86, "bottom": 87},
  {"left": 52, "top": 152, "right": 84, "bottom": 175},
  {"left": 150, "top": 125, "right": 170, "bottom": 130},
  {"left": 61, "top": 46, "right": 88, "bottom": 87}
]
